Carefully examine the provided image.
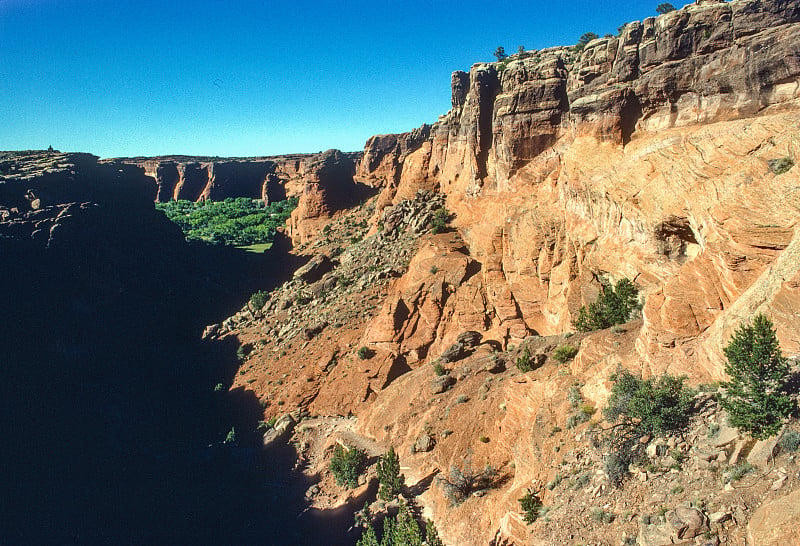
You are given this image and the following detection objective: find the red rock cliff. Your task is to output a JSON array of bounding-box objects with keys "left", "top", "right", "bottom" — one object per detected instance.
[{"left": 355, "top": 0, "right": 800, "bottom": 379}]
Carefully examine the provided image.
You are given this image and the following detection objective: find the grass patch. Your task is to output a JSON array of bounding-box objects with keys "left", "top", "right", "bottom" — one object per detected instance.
[{"left": 236, "top": 242, "right": 273, "bottom": 253}]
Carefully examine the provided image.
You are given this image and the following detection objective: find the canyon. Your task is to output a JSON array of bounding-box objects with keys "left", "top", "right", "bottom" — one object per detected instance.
[{"left": 2, "top": 0, "right": 800, "bottom": 544}]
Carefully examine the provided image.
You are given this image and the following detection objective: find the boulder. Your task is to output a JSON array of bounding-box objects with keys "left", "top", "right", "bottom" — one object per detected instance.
[
  {"left": 441, "top": 342, "right": 468, "bottom": 363},
  {"left": 456, "top": 330, "right": 483, "bottom": 348},
  {"left": 414, "top": 433, "right": 435, "bottom": 453},
  {"left": 667, "top": 505, "right": 708, "bottom": 539},
  {"left": 262, "top": 413, "right": 297, "bottom": 447},
  {"left": 430, "top": 375, "right": 456, "bottom": 394},
  {"left": 294, "top": 254, "right": 334, "bottom": 284},
  {"left": 747, "top": 434, "right": 781, "bottom": 467}
]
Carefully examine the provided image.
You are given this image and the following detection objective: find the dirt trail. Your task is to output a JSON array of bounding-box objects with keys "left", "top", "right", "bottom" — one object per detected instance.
[{"left": 295, "top": 416, "right": 384, "bottom": 472}]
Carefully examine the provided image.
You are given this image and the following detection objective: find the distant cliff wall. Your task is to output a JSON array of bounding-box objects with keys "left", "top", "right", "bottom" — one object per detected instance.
[{"left": 118, "top": 150, "right": 362, "bottom": 205}]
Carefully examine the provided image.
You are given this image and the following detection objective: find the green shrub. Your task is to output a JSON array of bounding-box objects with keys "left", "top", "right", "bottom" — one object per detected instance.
[
  {"left": 330, "top": 444, "right": 368, "bottom": 488},
  {"left": 433, "top": 361, "right": 447, "bottom": 376},
  {"left": 517, "top": 346, "right": 541, "bottom": 373},
  {"left": 602, "top": 371, "right": 694, "bottom": 485},
  {"left": 494, "top": 46, "right": 508, "bottom": 61},
  {"left": 429, "top": 207, "right": 452, "bottom": 234},
  {"left": 604, "top": 371, "right": 694, "bottom": 435},
  {"left": 656, "top": 3, "right": 676, "bottom": 14},
  {"left": 573, "top": 278, "right": 639, "bottom": 332},
  {"left": 518, "top": 490, "right": 543, "bottom": 524},
  {"left": 779, "top": 430, "right": 800, "bottom": 453},
  {"left": 767, "top": 157, "right": 794, "bottom": 175},
  {"left": 357, "top": 346, "right": 374, "bottom": 360},
  {"left": 377, "top": 446, "right": 405, "bottom": 501},
  {"left": 553, "top": 345, "right": 578, "bottom": 363},
  {"left": 721, "top": 314, "right": 795, "bottom": 440},
  {"left": 249, "top": 290, "right": 270, "bottom": 309}
]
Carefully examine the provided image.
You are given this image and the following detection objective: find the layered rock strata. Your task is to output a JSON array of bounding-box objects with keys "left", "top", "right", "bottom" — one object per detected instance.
[
  {"left": 354, "top": 0, "right": 800, "bottom": 379},
  {"left": 118, "top": 150, "right": 361, "bottom": 204}
]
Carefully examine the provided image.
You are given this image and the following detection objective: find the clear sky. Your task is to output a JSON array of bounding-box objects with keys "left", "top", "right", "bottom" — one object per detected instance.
[{"left": 0, "top": 0, "right": 689, "bottom": 158}]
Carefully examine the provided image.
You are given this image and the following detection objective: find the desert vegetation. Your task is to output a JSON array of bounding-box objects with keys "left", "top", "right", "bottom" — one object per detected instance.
[
  {"left": 720, "top": 314, "right": 795, "bottom": 439},
  {"left": 602, "top": 371, "right": 695, "bottom": 485},
  {"left": 329, "top": 443, "right": 368, "bottom": 488},
  {"left": 156, "top": 196, "right": 297, "bottom": 246},
  {"left": 573, "top": 278, "right": 639, "bottom": 332},
  {"left": 376, "top": 446, "right": 405, "bottom": 501},
  {"left": 437, "top": 460, "right": 498, "bottom": 505}
]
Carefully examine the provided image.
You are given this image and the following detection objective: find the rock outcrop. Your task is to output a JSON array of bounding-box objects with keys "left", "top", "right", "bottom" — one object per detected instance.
[
  {"left": 354, "top": 0, "right": 800, "bottom": 380},
  {"left": 118, "top": 150, "right": 362, "bottom": 204},
  {"left": 286, "top": 149, "right": 370, "bottom": 244}
]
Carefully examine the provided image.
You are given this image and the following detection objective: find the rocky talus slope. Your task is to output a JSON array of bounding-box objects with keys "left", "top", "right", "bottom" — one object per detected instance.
[{"left": 215, "top": 0, "right": 800, "bottom": 544}]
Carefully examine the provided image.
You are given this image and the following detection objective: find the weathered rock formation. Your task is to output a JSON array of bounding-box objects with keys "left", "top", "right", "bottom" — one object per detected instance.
[
  {"left": 286, "top": 149, "right": 372, "bottom": 244},
  {"left": 354, "top": 0, "right": 800, "bottom": 381},
  {"left": 119, "top": 150, "right": 362, "bottom": 204}
]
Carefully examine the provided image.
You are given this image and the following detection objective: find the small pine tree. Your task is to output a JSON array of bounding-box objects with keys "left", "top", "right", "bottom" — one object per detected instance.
[
  {"left": 381, "top": 517, "right": 397, "bottom": 546},
  {"left": 494, "top": 46, "right": 507, "bottom": 61},
  {"left": 517, "top": 45, "right": 525, "bottom": 56},
  {"left": 574, "top": 32, "right": 599, "bottom": 52},
  {"left": 721, "top": 314, "right": 795, "bottom": 439},
  {"left": 429, "top": 207, "right": 451, "bottom": 234},
  {"left": 394, "top": 501, "right": 424, "bottom": 546},
  {"left": 518, "top": 489, "right": 543, "bottom": 524},
  {"left": 377, "top": 446, "right": 405, "bottom": 500},
  {"left": 425, "top": 520, "right": 444, "bottom": 546},
  {"left": 573, "top": 278, "right": 639, "bottom": 332},
  {"left": 357, "top": 522, "right": 380, "bottom": 546},
  {"left": 656, "top": 3, "right": 676, "bottom": 14},
  {"left": 329, "top": 444, "right": 368, "bottom": 488}
]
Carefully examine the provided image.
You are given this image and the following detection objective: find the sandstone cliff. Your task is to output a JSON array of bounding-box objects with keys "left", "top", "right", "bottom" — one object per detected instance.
[
  {"left": 218, "top": 1, "right": 800, "bottom": 545},
  {"left": 118, "top": 150, "right": 362, "bottom": 204},
  {"left": 355, "top": 0, "right": 800, "bottom": 380}
]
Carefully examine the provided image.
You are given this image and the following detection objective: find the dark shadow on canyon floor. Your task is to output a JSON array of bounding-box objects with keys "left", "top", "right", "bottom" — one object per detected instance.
[{"left": 0, "top": 209, "right": 356, "bottom": 545}]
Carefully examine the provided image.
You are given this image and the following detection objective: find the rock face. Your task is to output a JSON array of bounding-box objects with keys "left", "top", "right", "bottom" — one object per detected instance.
[
  {"left": 354, "top": 0, "right": 800, "bottom": 378},
  {"left": 286, "top": 149, "right": 368, "bottom": 244},
  {"left": 747, "top": 489, "right": 800, "bottom": 545},
  {"left": 118, "top": 150, "right": 362, "bottom": 204}
]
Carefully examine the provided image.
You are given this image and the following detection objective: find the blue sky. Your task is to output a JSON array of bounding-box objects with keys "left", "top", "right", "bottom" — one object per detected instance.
[{"left": 0, "top": 0, "right": 689, "bottom": 158}]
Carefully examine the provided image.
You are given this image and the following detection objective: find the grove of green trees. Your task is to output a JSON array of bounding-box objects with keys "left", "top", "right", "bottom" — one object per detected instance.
[{"left": 156, "top": 196, "right": 297, "bottom": 247}]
